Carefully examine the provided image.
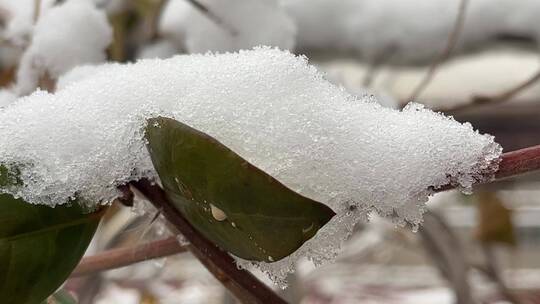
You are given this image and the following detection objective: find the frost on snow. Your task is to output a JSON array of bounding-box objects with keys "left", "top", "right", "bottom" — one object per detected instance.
[
  {"left": 0, "top": 48, "right": 501, "bottom": 284},
  {"left": 159, "top": 0, "right": 296, "bottom": 53},
  {"left": 14, "top": 0, "right": 112, "bottom": 95}
]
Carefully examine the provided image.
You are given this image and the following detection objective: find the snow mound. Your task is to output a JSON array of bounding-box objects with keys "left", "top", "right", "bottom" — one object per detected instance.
[{"left": 0, "top": 47, "right": 501, "bottom": 284}]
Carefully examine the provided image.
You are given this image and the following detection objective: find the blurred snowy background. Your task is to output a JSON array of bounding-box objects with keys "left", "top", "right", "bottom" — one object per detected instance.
[{"left": 2, "top": 0, "right": 540, "bottom": 303}]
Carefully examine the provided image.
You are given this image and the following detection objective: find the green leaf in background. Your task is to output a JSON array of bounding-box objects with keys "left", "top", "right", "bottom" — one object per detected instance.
[
  {"left": 0, "top": 167, "right": 100, "bottom": 304},
  {"left": 475, "top": 191, "right": 516, "bottom": 246},
  {"left": 145, "top": 117, "right": 335, "bottom": 262}
]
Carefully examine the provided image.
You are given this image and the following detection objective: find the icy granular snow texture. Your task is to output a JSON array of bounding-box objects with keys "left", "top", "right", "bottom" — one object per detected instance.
[{"left": 0, "top": 48, "right": 501, "bottom": 284}]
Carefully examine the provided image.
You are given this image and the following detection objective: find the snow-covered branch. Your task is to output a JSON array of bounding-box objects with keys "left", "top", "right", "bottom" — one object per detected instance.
[
  {"left": 0, "top": 48, "right": 504, "bottom": 284},
  {"left": 69, "top": 144, "right": 540, "bottom": 283}
]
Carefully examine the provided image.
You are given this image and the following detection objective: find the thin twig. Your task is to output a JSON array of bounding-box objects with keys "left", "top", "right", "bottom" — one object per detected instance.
[
  {"left": 447, "top": 68, "right": 540, "bottom": 113},
  {"left": 146, "top": 0, "right": 169, "bottom": 42},
  {"left": 480, "top": 244, "right": 522, "bottom": 303},
  {"left": 129, "top": 180, "right": 287, "bottom": 304},
  {"left": 71, "top": 236, "right": 188, "bottom": 277},
  {"left": 420, "top": 211, "right": 475, "bottom": 304},
  {"left": 33, "top": 0, "right": 41, "bottom": 24},
  {"left": 184, "top": 0, "right": 237, "bottom": 36},
  {"left": 362, "top": 45, "right": 396, "bottom": 87},
  {"left": 405, "top": 0, "right": 469, "bottom": 103}
]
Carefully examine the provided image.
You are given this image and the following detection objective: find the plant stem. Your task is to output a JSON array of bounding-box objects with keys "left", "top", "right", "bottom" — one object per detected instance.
[
  {"left": 71, "top": 236, "right": 188, "bottom": 277},
  {"left": 435, "top": 144, "right": 540, "bottom": 193},
  {"left": 129, "top": 179, "right": 287, "bottom": 304},
  {"left": 494, "top": 144, "right": 540, "bottom": 179},
  {"left": 185, "top": 0, "right": 237, "bottom": 36},
  {"left": 447, "top": 68, "right": 540, "bottom": 113}
]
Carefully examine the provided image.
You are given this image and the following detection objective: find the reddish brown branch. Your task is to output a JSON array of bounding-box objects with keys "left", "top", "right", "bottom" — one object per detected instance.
[
  {"left": 495, "top": 144, "right": 540, "bottom": 179},
  {"left": 435, "top": 144, "right": 540, "bottom": 193},
  {"left": 71, "top": 236, "right": 188, "bottom": 277},
  {"left": 129, "top": 179, "right": 287, "bottom": 304}
]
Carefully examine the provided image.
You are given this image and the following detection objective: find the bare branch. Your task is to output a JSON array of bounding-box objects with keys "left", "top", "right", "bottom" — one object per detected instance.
[
  {"left": 420, "top": 211, "right": 475, "bottom": 304},
  {"left": 480, "top": 244, "right": 523, "bottom": 303},
  {"left": 405, "top": 0, "right": 469, "bottom": 103},
  {"left": 33, "top": 0, "right": 41, "bottom": 24},
  {"left": 129, "top": 179, "right": 287, "bottom": 304},
  {"left": 362, "top": 45, "right": 396, "bottom": 87},
  {"left": 447, "top": 68, "right": 540, "bottom": 113},
  {"left": 71, "top": 236, "right": 188, "bottom": 277},
  {"left": 184, "top": 0, "right": 237, "bottom": 36}
]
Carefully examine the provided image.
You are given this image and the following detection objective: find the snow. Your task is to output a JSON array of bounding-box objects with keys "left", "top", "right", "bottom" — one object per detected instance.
[
  {"left": 324, "top": 68, "right": 399, "bottom": 109},
  {"left": 137, "top": 39, "right": 179, "bottom": 60},
  {"left": 14, "top": 0, "right": 112, "bottom": 95},
  {"left": 283, "top": 0, "right": 540, "bottom": 64},
  {"left": 56, "top": 63, "right": 122, "bottom": 91},
  {"left": 0, "top": 0, "right": 54, "bottom": 47},
  {"left": 0, "top": 89, "right": 16, "bottom": 108},
  {"left": 159, "top": 0, "right": 296, "bottom": 53},
  {"left": 0, "top": 47, "right": 501, "bottom": 284}
]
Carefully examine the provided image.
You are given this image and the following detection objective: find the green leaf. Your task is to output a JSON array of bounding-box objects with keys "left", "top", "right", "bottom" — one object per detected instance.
[
  {"left": 0, "top": 169, "right": 100, "bottom": 304},
  {"left": 145, "top": 117, "right": 335, "bottom": 262}
]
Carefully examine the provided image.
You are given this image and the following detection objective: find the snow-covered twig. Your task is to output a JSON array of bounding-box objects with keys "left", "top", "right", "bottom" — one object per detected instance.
[
  {"left": 437, "top": 144, "right": 540, "bottom": 193},
  {"left": 130, "top": 179, "right": 287, "bottom": 304},
  {"left": 71, "top": 236, "right": 188, "bottom": 277},
  {"left": 434, "top": 144, "right": 540, "bottom": 193}
]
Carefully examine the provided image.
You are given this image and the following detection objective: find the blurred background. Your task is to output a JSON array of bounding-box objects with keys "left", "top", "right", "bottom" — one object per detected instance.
[{"left": 2, "top": 0, "right": 540, "bottom": 303}]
